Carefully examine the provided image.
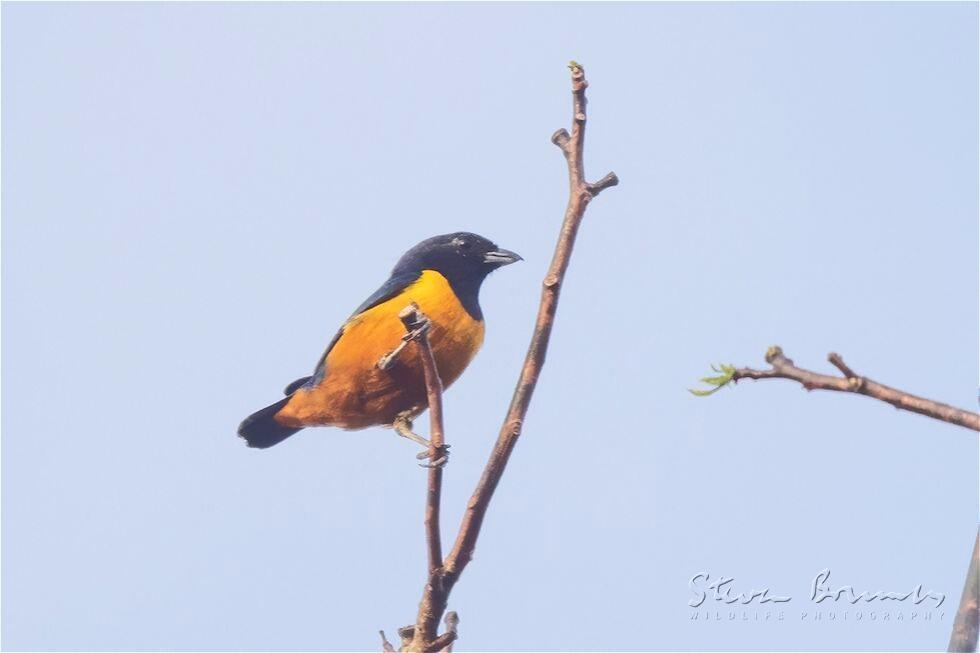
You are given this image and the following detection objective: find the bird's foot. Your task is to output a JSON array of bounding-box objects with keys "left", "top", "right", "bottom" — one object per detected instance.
[
  {"left": 392, "top": 414, "right": 429, "bottom": 447},
  {"left": 416, "top": 444, "right": 451, "bottom": 468},
  {"left": 392, "top": 414, "right": 450, "bottom": 467}
]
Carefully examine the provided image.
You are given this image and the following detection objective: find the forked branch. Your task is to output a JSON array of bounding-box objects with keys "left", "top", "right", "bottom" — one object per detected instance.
[
  {"left": 691, "top": 346, "right": 979, "bottom": 431},
  {"left": 396, "top": 61, "right": 618, "bottom": 652}
]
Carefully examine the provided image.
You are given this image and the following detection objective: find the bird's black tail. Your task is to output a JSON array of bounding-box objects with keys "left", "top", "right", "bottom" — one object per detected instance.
[{"left": 238, "top": 397, "right": 302, "bottom": 449}]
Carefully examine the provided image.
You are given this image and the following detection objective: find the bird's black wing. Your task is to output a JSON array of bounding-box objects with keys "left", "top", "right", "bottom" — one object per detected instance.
[
  {"left": 284, "top": 271, "right": 423, "bottom": 394},
  {"left": 283, "top": 376, "right": 314, "bottom": 395},
  {"left": 348, "top": 270, "right": 422, "bottom": 317}
]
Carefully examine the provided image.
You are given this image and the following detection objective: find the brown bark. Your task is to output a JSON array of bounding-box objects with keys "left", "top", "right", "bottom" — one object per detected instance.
[
  {"left": 731, "top": 347, "right": 979, "bottom": 431},
  {"left": 949, "top": 530, "right": 980, "bottom": 653},
  {"left": 396, "top": 305, "right": 447, "bottom": 577}
]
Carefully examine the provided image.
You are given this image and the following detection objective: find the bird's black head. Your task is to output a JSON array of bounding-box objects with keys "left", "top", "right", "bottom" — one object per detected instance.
[
  {"left": 393, "top": 232, "right": 521, "bottom": 280},
  {"left": 392, "top": 232, "right": 521, "bottom": 319}
]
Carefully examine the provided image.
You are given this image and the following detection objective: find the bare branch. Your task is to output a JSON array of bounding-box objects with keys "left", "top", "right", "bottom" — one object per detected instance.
[
  {"left": 397, "top": 304, "right": 447, "bottom": 577},
  {"left": 694, "top": 349, "right": 979, "bottom": 653},
  {"left": 550, "top": 128, "right": 570, "bottom": 150},
  {"left": 949, "top": 530, "right": 980, "bottom": 653},
  {"left": 586, "top": 171, "right": 620, "bottom": 197},
  {"left": 381, "top": 304, "right": 455, "bottom": 651},
  {"left": 400, "top": 61, "right": 617, "bottom": 651},
  {"left": 693, "top": 346, "right": 979, "bottom": 431},
  {"left": 827, "top": 352, "right": 857, "bottom": 379},
  {"left": 443, "top": 60, "right": 616, "bottom": 583},
  {"left": 430, "top": 630, "right": 457, "bottom": 653}
]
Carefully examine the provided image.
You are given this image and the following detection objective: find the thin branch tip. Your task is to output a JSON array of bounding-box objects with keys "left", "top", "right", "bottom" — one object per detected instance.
[
  {"left": 430, "top": 631, "right": 458, "bottom": 652},
  {"left": 721, "top": 348, "right": 978, "bottom": 431},
  {"left": 551, "top": 128, "right": 570, "bottom": 149},
  {"left": 444, "top": 611, "right": 459, "bottom": 629},
  {"left": 827, "top": 352, "right": 858, "bottom": 379},
  {"left": 764, "top": 345, "right": 784, "bottom": 363},
  {"left": 587, "top": 172, "right": 619, "bottom": 196},
  {"left": 567, "top": 61, "right": 586, "bottom": 83},
  {"left": 398, "top": 303, "right": 430, "bottom": 335}
]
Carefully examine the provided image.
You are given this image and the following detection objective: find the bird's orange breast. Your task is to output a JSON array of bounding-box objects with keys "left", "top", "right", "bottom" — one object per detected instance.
[{"left": 277, "top": 270, "right": 485, "bottom": 429}]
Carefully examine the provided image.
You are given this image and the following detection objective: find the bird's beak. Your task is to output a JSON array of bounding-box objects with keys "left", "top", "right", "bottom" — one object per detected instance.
[{"left": 483, "top": 248, "right": 523, "bottom": 266}]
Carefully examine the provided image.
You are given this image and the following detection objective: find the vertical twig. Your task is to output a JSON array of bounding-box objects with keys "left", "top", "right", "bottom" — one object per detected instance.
[
  {"left": 398, "top": 304, "right": 446, "bottom": 576},
  {"left": 400, "top": 61, "right": 617, "bottom": 652},
  {"left": 949, "top": 529, "right": 980, "bottom": 653}
]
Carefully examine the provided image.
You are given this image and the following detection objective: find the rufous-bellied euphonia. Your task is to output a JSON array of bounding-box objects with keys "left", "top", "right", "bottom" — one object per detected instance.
[{"left": 238, "top": 232, "right": 521, "bottom": 450}]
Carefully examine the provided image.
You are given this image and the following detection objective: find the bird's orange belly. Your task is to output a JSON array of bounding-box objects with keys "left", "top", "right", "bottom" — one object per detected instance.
[{"left": 277, "top": 270, "right": 485, "bottom": 429}]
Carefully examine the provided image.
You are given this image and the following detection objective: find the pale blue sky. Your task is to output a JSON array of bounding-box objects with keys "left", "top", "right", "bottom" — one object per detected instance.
[{"left": 3, "top": 2, "right": 977, "bottom": 651}]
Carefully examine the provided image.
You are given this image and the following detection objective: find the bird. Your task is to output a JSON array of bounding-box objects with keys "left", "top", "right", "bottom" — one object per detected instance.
[{"left": 238, "top": 232, "right": 521, "bottom": 452}]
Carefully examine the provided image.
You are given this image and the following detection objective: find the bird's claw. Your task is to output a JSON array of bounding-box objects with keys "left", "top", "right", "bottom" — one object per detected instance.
[
  {"left": 415, "top": 443, "right": 451, "bottom": 460},
  {"left": 392, "top": 415, "right": 450, "bottom": 467},
  {"left": 416, "top": 444, "right": 451, "bottom": 468}
]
